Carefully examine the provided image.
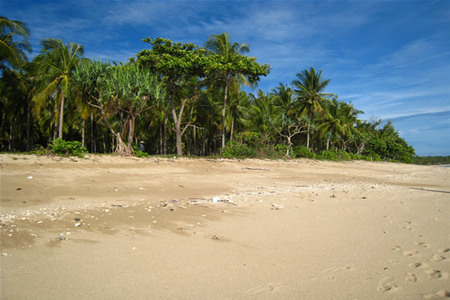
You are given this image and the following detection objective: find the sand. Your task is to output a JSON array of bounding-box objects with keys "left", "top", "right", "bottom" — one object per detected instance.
[{"left": 1, "top": 154, "right": 449, "bottom": 299}]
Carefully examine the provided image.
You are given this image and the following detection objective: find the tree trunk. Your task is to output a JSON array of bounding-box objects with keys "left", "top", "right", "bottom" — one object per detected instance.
[
  {"left": 221, "top": 78, "right": 229, "bottom": 151},
  {"left": 202, "top": 135, "right": 207, "bottom": 156},
  {"left": 170, "top": 98, "right": 183, "bottom": 155},
  {"left": 127, "top": 115, "right": 135, "bottom": 153},
  {"left": 170, "top": 92, "right": 189, "bottom": 156},
  {"left": 306, "top": 121, "right": 310, "bottom": 149},
  {"left": 175, "top": 123, "right": 182, "bottom": 155},
  {"left": 286, "top": 137, "right": 292, "bottom": 158},
  {"left": 159, "top": 122, "right": 162, "bottom": 155},
  {"left": 90, "top": 112, "right": 94, "bottom": 153},
  {"left": 230, "top": 117, "right": 234, "bottom": 142},
  {"left": 58, "top": 95, "right": 64, "bottom": 139},
  {"left": 114, "top": 133, "right": 132, "bottom": 156},
  {"left": 81, "top": 119, "right": 85, "bottom": 148},
  {"left": 26, "top": 95, "right": 31, "bottom": 151},
  {"left": 193, "top": 125, "right": 197, "bottom": 155},
  {"left": 163, "top": 116, "right": 168, "bottom": 155}
]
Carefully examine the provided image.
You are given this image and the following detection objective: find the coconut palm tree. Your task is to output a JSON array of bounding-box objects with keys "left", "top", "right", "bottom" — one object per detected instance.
[
  {"left": 32, "top": 38, "right": 86, "bottom": 139},
  {"left": 271, "top": 82, "right": 295, "bottom": 117},
  {"left": 248, "top": 89, "right": 278, "bottom": 143},
  {"left": 205, "top": 32, "right": 251, "bottom": 150},
  {"left": 318, "top": 98, "right": 363, "bottom": 151},
  {"left": 292, "top": 67, "right": 332, "bottom": 149},
  {"left": 0, "top": 16, "right": 31, "bottom": 71},
  {"left": 227, "top": 90, "right": 250, "bottom": 142}
]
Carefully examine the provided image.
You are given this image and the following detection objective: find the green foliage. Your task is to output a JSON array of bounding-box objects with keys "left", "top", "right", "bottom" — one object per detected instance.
[
  {"left": 294, "top": 146, "right": 316, "bottom": 158},
  {"left": 275, "top": 144, "right": 288, "bottom": 156},
  {"left": 0, "top": 16, "right": 31, "bottom": 70},
  {"left": 47, "top": 138, "right": 87, "bottom": 157},
  {"left": 357, "top": 121, "right": 415, "bottom": 163},
  {"left": 318, "top": 149, "right": 352, "bottom": 161},
  {"left": 33, "top": 145, "right": 50, "bottom": 156},
  {"left": 222, "top": 140, "right": 256, "bottom": 157},
  {"left": 132, "top": 145, "right": 148, "bottom": 158},
  {"left": 1, "top": 19, "right": 420, "bottom": 162},
  {"left": 413, "top": 156, "right": 450, "bottom": 165}
]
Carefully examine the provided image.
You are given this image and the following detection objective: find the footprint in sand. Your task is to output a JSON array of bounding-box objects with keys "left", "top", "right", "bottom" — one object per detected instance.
[
  {"left": 401, "top": 221, "right": 413, "bottom": 231},
  {"left": 405, "top": 273, "right": 417, "bottom": 282},
  {"left": 409, "top": 262, "right": 422, "bottom": 268},
  {"left": 424, "top": 269, "right": 443, "bottom": 279},
  {"left": 377, "top": 276, "right": 399, "bottom": 293},
  {"left": 431, "top": 254, "right": 446, "bottom": 262},
  {"left": 403, "top": 250, "right": 419, "bottom": 256},
  {"left": 423, "top": 289, "right": 450, "bottom": 299}
]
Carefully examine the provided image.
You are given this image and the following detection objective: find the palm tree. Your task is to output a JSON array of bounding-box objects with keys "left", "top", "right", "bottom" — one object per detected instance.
[
  {"left": 0, "top": 16, "right": 31, "bottom": 71},
  {"left": 205, "top": 32, "right": 251, "bottom": 150},
  {"left": 317, "top": 98, "right": 342, "bottom": 150},
  {"left": 248, "top": 90, "right": 277, "bottom": 143},
  {"left": 227, "top": 90, "right": 250, "bottom": 142},
  {"left": 292, "top": 67, "right": 332, "bottom": 149},
  {"left": 32, "top": 38, "right": 86, "bottom": 139},
  {"left": 271, "top": 82, "right": 296, "bottom": 116},
  {"left": 336, "top": 100, "right": 362, "bottom": 151},
  {"left": 318, "top": 98, "right": 363, "bottom": 151}
]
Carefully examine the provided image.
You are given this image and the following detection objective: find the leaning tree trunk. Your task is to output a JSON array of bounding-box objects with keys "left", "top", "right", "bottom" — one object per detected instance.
[
  {"left": 114, "top": 133, "right": 132, "bottom": 156},
  {"left": 90, "top": 102, "right": 132, "bottom": 156}
]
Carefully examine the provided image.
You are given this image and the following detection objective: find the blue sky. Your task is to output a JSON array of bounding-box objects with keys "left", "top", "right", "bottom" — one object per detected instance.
[{"left": 3, "top": 0, "right": 450, "bottom": 155}]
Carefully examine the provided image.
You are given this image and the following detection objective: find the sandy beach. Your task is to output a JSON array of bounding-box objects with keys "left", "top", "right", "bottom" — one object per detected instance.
[{"left": 1, "top": 154, "right": 449, "bottom": 299}]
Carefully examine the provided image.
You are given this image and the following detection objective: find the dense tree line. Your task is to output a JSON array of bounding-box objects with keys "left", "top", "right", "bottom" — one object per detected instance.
[
  {"left": 412, "top": 156, "right": 450, "bottom": 165},
  {"left": 1, "top": 16, "right": 416, "bottom": 162}
]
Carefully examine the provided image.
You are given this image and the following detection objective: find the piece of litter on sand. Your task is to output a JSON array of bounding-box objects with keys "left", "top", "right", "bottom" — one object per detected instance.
[
  {"left": 212, "top": 196, "right": 233, "bottom": 203},
  {"left": 271, "top": 203, "right": 284, "bottom": 210}
]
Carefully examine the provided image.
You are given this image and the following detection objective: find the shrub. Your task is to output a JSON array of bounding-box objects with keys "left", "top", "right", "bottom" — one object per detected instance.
[
  {"left": 222, "top": 141, "right": 256, "bottom": 158},
  {"left": 274, "top": 144, "right": 288, "bottom": 156},
  {"left": 33, "top": 145, "right": 50, "bottom": 156},
  {"left": 318, "top": 150, "right": 339, "bottom": 161},
  {"left": 318, "top": 149, "right": 355, "bottom": 161},
  {"left": 294, "top": 146, "right": 316, "bottom": 159},
  {"left": 48, "top": 138, "right": 88, "bottom": 157},
  {"left": 133, "top": 145, "right": 148, "bottom": 158}
]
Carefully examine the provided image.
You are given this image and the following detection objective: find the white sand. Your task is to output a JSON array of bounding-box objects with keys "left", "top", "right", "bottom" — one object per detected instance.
[{"left": 1, "top": 154, "right": 449, "bottom": 299}]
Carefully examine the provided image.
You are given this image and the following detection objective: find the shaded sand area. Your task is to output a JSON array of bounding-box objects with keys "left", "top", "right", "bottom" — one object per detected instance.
[{"left": 1, "top": 154, "right": 449, "bottom": 299}]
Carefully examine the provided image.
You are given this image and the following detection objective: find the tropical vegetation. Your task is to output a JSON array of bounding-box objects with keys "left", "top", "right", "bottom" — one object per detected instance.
[{"left": 0, "top": 16, "right": 416, "bottom": 162}]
